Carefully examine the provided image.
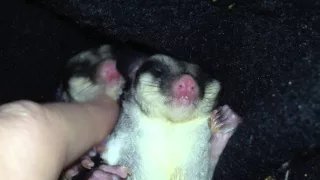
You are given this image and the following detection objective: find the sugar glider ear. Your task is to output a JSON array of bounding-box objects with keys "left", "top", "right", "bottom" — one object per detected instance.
[
  {"left": 114, "top": 47, "right": 147, "bottom": 82},
  {"left": 127, "top": 59, "right": 144, "bottom": 80}
]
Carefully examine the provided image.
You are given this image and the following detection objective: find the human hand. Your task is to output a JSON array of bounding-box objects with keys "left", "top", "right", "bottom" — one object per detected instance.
[{"left": 0, "top": 97, "right": 119, "bottom": 180}]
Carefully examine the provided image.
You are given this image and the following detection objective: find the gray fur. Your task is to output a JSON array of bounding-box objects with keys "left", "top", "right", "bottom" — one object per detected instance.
[
  {"left": 62, "top": 44, "right": 241, "bottom": 180},
  {"left": 102, "top": 100, "right": 215, "bottom": 180}
]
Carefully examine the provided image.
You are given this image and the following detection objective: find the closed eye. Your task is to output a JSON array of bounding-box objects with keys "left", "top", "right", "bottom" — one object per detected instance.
[
  {"left": 154, "top": 67, "right": 162, "bottom": 73},
  {"left": 139, "top": 61, "right": 166, "bottom": 77}
]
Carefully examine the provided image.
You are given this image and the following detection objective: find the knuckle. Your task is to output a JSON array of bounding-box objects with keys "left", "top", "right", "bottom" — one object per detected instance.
[
  {"left": 0, "top": 100, "right": 45, "bottom": 127},
  {"left": 0, "top": 100, "right": 42, "bottom": 116}
]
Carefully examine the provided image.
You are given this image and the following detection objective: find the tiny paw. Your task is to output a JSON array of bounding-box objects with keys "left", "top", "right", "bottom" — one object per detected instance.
[
  {"left": 88, "top": 165, "right": 132, "bottom": 180},
  {"left": 81, "top": 142, "right": 108, "bottom": 169},
  {"left": 62, "top": 148, "right": 98, "bottom": 179},
  {"left": 81, "top": 156, "right": 95, "bottom": 169},
  {"left": 209, "top": 105, "right": 242, "bottom": 134}
]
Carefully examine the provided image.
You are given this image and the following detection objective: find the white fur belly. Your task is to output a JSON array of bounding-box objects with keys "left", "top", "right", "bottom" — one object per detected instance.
[
  {"left": 136, "top": 117, "right": 209, "bottom": 180},
  {"left": 101, "top": 115, "right": 211, "bottom": 180}
]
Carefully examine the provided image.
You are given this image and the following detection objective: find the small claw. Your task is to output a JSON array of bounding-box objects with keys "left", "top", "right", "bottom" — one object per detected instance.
[
  {"left": 208, "top": 109, "right": 221, "bottom": 133},
  {"left": 208, "top": 119, "right": 222, "bottom": 134},
  {"left": 210, "top": 109, "right": 219, "bottom": 119},
  {"left": 217, "top": 106, "right": 230, "bottom": 121}
]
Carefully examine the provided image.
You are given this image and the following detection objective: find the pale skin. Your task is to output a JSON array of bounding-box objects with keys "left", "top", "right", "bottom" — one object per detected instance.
[{"left": 0, "top": 96, "right": 119, "bottom": 180}]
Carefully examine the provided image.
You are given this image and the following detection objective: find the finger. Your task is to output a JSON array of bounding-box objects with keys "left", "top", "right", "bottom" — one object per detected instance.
[{"left": 42, "top": 96, "right": 120, "bottom": 167}]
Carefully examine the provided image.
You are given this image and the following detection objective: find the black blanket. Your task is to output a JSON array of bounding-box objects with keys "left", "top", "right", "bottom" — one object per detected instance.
[{"left": 0, "top": 0, "right": 319, "bottom": 179}]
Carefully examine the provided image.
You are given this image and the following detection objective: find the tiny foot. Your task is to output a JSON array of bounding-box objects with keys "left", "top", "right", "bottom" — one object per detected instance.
[
  {"left": 209, "top": 105, "right": 242, "bottom": 134},
  {"left": 62, "top": 155, "right": 96, "bottom": 180},
  {"left": 81, "top": 156, "right": 95, "bottom": 169},
  {"left": 88, "top": 165, "right": 131, "bottom": 180},
  {"left": 80, "top": 146, "right": 102, "bottom": 169},
  {"left": 208, "top": 105, "right": 242, "bottom": 160},
  {"left": 62, "top": 147, "right": 99, "bottom": 179}
]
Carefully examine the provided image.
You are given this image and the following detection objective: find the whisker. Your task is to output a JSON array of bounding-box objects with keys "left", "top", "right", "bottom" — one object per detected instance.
[
  {"left": 74, "top": 83, "right": 95, "bottom": 95},
  {"left": 142, "top": 91, "right": 160, "bottom": 94},
  {"left": 140, "top": 80, "right": 159, "bottom": 84},
  {"left": 140, "top": 83, "right": 159, "bottom": 87},
  {"left": 141, "top": 85, "right": 159, "bottom": 88},
  {"left": 140, "top": 81, "right": 159, "bottom": 85}
]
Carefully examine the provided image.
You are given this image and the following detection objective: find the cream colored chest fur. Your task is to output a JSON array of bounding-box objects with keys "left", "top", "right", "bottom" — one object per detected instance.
[
  {"left": 140, "top": 115, "right": 210, "bottom": 179},
  {"left": 102, "top": 108, "right": 212, "bottom": 180}
]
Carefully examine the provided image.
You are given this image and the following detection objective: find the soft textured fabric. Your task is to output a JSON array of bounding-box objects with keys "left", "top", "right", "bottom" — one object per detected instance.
[{"left": 1, "top": 0, "right": 319, "bottom": 179}]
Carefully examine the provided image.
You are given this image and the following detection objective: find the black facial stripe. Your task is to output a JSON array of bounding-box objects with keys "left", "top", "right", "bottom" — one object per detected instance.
[
  {"left": 139, "top": 61, "right": 169, "bottom": 76},
  {"left": 137, "top": 61, "right": 156, "bottom": 75},
  {"left": 62, "top": 49, "right": 103, "bottom": 97},
  {"left": 177, "top": 60, "right": 187, "bottom": 72},
  {"left": 68, "top": 61, "right": 104, "bottom": 82},
  {"left": 133, "top": 60, "right": 169, "bottom": 88},
  {"left": 65, "top": 59, "right": 101, "bottom": 83},
  {"left": 159, "top": 74, "right": 177, "bottom": 96}
]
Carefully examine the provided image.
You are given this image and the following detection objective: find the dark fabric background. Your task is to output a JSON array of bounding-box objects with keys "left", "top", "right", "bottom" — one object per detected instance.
[{"left": 0, "top": 0, "right": 319, "bottom": 179}]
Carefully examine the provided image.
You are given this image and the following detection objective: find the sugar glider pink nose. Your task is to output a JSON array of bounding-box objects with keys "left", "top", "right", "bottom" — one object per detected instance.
[
  {"left": 172, "top": 75, "right": 198, "bottom": 105},
  {"left": 99, "top": 60, "right": 121, "bottom": 81},
  {"left": 176, "top": 75, "right": 197, "bottom": 91}
]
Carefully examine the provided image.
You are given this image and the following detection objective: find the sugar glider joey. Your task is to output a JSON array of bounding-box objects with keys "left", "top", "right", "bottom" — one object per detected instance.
[{"left": 61, "top": 44, "right": 242, "bottom": 180}]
